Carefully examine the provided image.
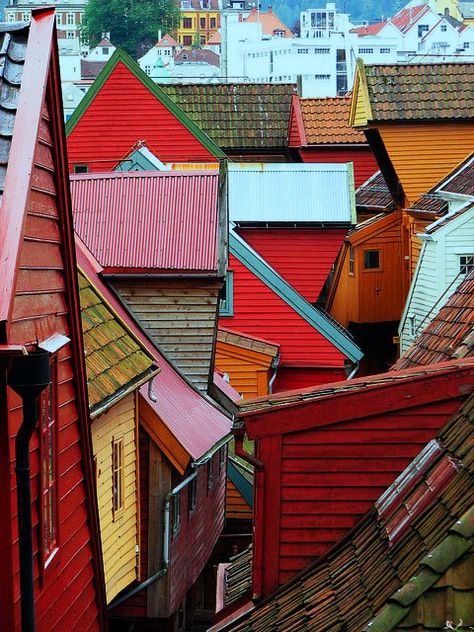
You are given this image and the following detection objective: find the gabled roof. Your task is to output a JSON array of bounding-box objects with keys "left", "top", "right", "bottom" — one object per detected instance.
[
  {"left": 351, "top": 61, "right": 474, "bottom": 125},
  {"left": 114, "top": 143, "right": 170, "bottom": 172},
  {"left": 348, "top": 208, "right": 401, "bottom": 245},
  {"left": 356, "top": 171, "right": 397, "bottom": 213},
  {"left": 244, "top": 7, "right": 293, "bottom": 37},
  {"left": 228, "top": 163, "right": 356, "bottom": 224},
  {"left": 76, "top": 238, "right": 231, "bottom": 473},
  {"left": 424, "top": 200, "right": 474, "bottom": 234},
  {"left": 230, "top": 230, "right": 363, "bottom": 363},
  {"left": 298, "top": 96, "right": 367, "bottom": 145},
  {"left": 71, "top": 170, "right": 226, "bottom": 276},
  {"left": 393, "top": 270, "right": 474, "bottom": 371},
  {"left": 175, "top": 48, "right": 220, "bottom": 66},
  {"left": 390, "top": 3, "right": 432, "bottom": 33},
  {"left": 156, "top": 33, "right": 179, "bottom": 47},
  {"left": 79, "top": 271, "right": 158, "bottom": 415},
  {"left": 81, "top": 59, "right": 106, "bottom": 80},
  {"left": 207, "top": 30, "right": 221, "bottom": 44},
  {"left": 65, "top": 48, "right": 225, "bottom": 159},
  {"left": 350, "top": 20, "right": 388, "bottom": 35},
  {"left": 216, "top": 388, "right": 474, "bottom": 631},
  {"left": 436, "top": 152, "right": 474, "bottom": 196},
  {"left": 160, "top": 83, "right": 295, "bottom": 150}
]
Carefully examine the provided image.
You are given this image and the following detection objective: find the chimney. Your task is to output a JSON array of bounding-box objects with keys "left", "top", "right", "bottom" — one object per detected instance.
[
  {"left": 158, "top": 29, "right": 162, "bottom": 41},
  {"left": 268, "top": 4, "right": 272, "bottom": 12}
]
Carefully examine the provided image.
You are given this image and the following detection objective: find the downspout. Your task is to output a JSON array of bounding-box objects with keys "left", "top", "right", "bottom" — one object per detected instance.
[
  {"left": 268, "top": 354, "right": 280, "bottom": 395},
  {"left": 7, "top": 351, "right": 51, "bottom": 632},
  {"left": 108, "top": 470, "right": 199, "bottom": 610},
  {"left": 347, "top": 361, "right": 360, "bottom": 380}
]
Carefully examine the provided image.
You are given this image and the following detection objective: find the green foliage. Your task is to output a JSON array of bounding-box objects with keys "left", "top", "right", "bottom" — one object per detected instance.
[{"left": 82, "top": 0, "right": 180, "bottom": 57}]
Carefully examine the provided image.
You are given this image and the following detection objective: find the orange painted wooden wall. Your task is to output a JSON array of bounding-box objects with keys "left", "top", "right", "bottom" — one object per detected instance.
[{"left": 226, "top": 479, "right": 252, "bottom": 520}]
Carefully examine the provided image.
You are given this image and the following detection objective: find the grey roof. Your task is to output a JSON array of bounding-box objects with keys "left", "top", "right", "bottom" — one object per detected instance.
[{"left": 0, "top": 22, "right": 28, "bottom": 196}]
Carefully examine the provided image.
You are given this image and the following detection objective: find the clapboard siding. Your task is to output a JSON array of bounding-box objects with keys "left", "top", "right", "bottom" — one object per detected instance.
[
  {"left": 3, "top": 73, "right": 103, "bottom": 629},
  {"left": 215, "top": 339, "right": 273, "bottom": 399},
  {"left": 400, "top": 208, "right": 474, "bottom": 353},
  {"left": 226, "top": 479, "right": 252, "bottom": 520},
  {"left": 378, "top": 122, "right": 474, "bottom": 205},
  {"left": 114, "top": 279, "right": 220, "bottom": 392},
  {"left": 66, "top": 60, "right": 217, "bottom": 171},
  {"left": 92, "top": 393, "right": 138, "bottom": 603},
  {"left": 256, "top": 396, "right": 463, "bottom": 590},
  {"left": 220, "top": 254, "right": 347, "bottom": 372},
  {"left": 238, "top": 228, "right": 346, "bottom": 303},
  {"left": 299, "top": 147, "right": 378, "bottom": 188}
]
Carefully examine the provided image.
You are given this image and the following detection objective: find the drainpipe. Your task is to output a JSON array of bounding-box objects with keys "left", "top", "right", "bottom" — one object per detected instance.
[
  {"left": 7, "top": 351, "right": 51, "bottom": 632},
  {"left": 233, "top": 428, "right": 263, "bottom": 471},
  {"left": 268, "top": 354, "right": 280, "bottom": 395}
]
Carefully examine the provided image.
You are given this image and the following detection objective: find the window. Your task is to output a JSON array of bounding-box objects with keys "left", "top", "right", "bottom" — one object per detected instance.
[
  {"left": 363, "top": 250, "right": 380, "bottom": 270},
  {"left": 188, "top": 477, "right": 197, "bottom": 514},
  {"left": 56, "top": 13, "right": 62, "bottom": 26},
  {"left": 183, "top": 17, "right": 192, "bottom": 28},
  {"left": 112, "top": 437, "right": 124, "bottom": 517},
  {"left": 314, "top": 47, "right": 330, "bottom": 53},
  {"left": 102, "top": 47, "right": 109, "bottom": 54},
  {"left": 145, "top": 65, "right": 151, "bottom": 74},
  {"left": 441, "top": 24, "right": 447, "bottom": 32},
  {"left": 349, "top": 246, "right": 355, "bottom": 275},
  {"left": 380, "top": 47, "right": 391, "bottom": 53},
  {"left": 219, "top": 271, "right": 233, "bottom": 316},
  {"left": 408, "top": 314, "right": 417, "bottom": 338},
  {"left": 274, "top": 29, "right": 284, "bottom": 37},
  {"left": 200, "top": 17, "right": 206, "bottom": 28},
  {"left": 39, "top": 358, "right": 58, "bottom": 565},
  {"left": 358, "top": 47, "right": 374, "bottom": 54},
  {"left": 200, "top": 35, "right": 206, "bottom": 44},
  {"left": 464, "top": 42, "right": 470, "bottom": 49},
  {"left": 183, "top": 35, "right": 192, "bottom": 46},
  {"left": 22, "top": 12, "right": 29, "bottom": 22},
  {"left": 418, "top": 24, "right": 429, "bottom": 37},
  {"left": 66, "top": 32, "right": 75, "bottom": 40},
  {"left": 73, "top": 164, "right": 88, "bottom": 174},
  {"left": 210, "top": 17, "right": 216, "bottom": 29},
  {"left": 297, "top": 48, "right": 309, "bottom": 54},
  {"left": 182, "top": 0, "right": 191, "bottom": 6},
  {"left": 314, "top": 74, "right": 330, "bottom": 80},
  {"left": 67, "top": 12, "right": 74, "bottom": 25},
  {"left": 460, "top": 255, "right": 474, "bottom": 275},
  {"left": 172, "top": 492, "right": 181, "bottom": 535}
]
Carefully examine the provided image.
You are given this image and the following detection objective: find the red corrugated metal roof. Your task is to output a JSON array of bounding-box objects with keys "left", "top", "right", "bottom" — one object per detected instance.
[
  {"left": 71, "top": 170, "right": 221, "bottom": 274},
  {"left": 76, "top": 236, "right": 231, "bottom": 461}
]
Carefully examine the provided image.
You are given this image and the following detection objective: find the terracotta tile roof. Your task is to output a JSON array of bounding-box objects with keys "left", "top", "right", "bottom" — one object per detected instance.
[
  {"left": 222, "top": 392, "right": 474, "bottom": 632},
  {"left": 393, "top": 270, "right": 474, "bottom": 371},
  {"left": 207, "top": 31, "right": 221, "bottom": 44},
  {"left": 425, "top": 200, "right": 474, "bottom": 234},
  {"left": 244, "top": 7, "right": 293, "bottom": 37},
  {"left": 299, "top": 97, "right": 367, "bottom": 145},
  {"left": 350, "top": 21, "right": 387, "bottom": 36},
  {"left": 160, "top": 83, "right": 295, "bottom": 149},
  {"left": 174, "top": 48, "right": 219, "bottom": 66},
  {"left": 391, "top": 3, "right": 431, "bottom": 33},
  {"left": 81, "top": 59, "right": 107, "bottom": 80},
  {"left": 78, "top": 271, "right": 157, "bottom": 413},
  {"left": 437, "top": 153, "right": 474, "bottom": 196},
  {"left": 363, "top": 63, "right": 474, "bottom": 122},
  {"left": 405, "top": 192, "right": 449, "bottom": 217},
  {"left": 356, "top": 171, "right": 397, "bottom": 212},
  {"left": 156, "top": 33, "right": 179, "bottom": 47}
]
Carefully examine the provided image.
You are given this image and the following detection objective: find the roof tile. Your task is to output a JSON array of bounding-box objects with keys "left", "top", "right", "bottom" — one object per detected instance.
[{"left": 300, "top": 97, "right": 367, "bottom": 144}]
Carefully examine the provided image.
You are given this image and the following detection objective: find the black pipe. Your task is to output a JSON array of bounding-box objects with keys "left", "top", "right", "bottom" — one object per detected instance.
[{"left": 8, "top": 351, "right": 51, "bottom": 632}]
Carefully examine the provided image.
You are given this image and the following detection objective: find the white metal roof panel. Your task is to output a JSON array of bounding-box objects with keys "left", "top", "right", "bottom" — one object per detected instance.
[{"left": 228, "top": 162, "right": 355, "bottom": 224}]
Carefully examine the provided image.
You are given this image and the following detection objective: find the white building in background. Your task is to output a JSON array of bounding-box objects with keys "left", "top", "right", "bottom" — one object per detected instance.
[
  {"left": 138, "top": 33, "right": 181, "bottom": 77},
  {"left": 5, "top": 0, "right": 87, "bottom": 40},
  {"left": 222, "top": 1, "right": 474, "bottom": 96},
  {"left": 86, "top": 32, "right": 115, "bottom": 61}
]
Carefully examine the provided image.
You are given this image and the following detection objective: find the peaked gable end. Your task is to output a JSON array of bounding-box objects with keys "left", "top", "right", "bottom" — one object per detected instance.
[{"left": 66, "top": 49, "right": 224, "bottom": 171}]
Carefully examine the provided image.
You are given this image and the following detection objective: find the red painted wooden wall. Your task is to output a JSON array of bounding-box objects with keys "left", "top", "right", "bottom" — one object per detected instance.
[
  {"left": 219, "top": 253, "right": 347, "bottom": 392},
  {"left": 252, "top": 396, "right": 464, "bottom": 598},
  {"left": 1, "top": 85, "right": 103, "bottom": 631},
  {"left": 299, "top": 147, "right": 378, "bottom": 188},
  {"left": 238, "top": 228, "right": 346, "bottom": 303},
  {"left": 66, "top": 60, "right": 217, "bottom": 172}
]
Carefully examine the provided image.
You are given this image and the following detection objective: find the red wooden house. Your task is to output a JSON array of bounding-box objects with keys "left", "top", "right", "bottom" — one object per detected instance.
[
  {"left": 288, "top": 95, "right": 378, "bottom": 188},
  {"left": 0, "top": 10, "right": 107, "bottom": 630},
  {"left": 65, "top": 48, "right": 225, "bottom": 173},
  {"left": 224, "top": 359, "right": 474, "bottom": 610},
  {"left": 76, "top": 240, "right": 231, "bottom": 628}
]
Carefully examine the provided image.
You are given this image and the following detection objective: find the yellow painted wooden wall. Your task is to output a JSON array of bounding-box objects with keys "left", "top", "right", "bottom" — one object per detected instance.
[
  {"left": 378, "top": 123, "right": 474, "bottom": 205},
  {"left": 215, "top": 340, "right": 274, "bottom": 400},
  {"left": 226, "top": 479, "right": 252, "bottom": 520},
  {"left": 92, "top": 393, "right": 139, "bottom": 603}
]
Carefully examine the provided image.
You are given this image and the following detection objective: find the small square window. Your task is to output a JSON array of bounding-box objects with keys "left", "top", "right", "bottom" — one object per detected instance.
[
  {"left": 460, "top": 255, "right": 474, "bottom": 275},
  {"left": 183, "top": 17, "right": 192, "bottom": 28},
  {"left": 441, "top": 24, "right": 447, "bottom": 32},
  {"left": 74, "top": 164, "right": 89, "bottom": 174},
  {"left": 219, "top": 271, "right": 233, "bottom": 316},
  {"left": 188, "top": 477, "right": 197, "bottom": 514},
  {"left": 363, "top": 250, "right": 380, "bottom": 270}
]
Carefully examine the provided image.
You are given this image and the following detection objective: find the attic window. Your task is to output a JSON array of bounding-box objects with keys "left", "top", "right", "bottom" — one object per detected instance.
[
  {"left": 376, "top": 440, "right": 460, "bottom": 545},
  {"left": 102, "top": 47, "right": 109, "bottom": 54},
  {"left": 459, "top": 255, "right": 474, "bottom": 275},
  {"left": 363, "top": 249, "right": 380, "bottom": 270},
  {"left": 74, "top": 164, "right": 89, "bottom": 174},
  {"left": 418, "top": 24, "right": 429, "bottom": 37}
]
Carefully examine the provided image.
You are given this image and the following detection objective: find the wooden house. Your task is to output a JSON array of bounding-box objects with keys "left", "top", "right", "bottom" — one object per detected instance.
[
  {"left": 220, "top": 360, "right": 474, "bottom": 612},
  {"left": 220, "top": 229, "right": 363, "bottom": 391},
  {"left": 288, "top": 95, "right": 378, "bottom": 188},
  {"left": 76, "top": 241, "right": 231, "bottom": 628},
  {"left": 161, "top": 83, "right": 296, "bottom": 162},
  {"left": 211, "top": 389, "right": 474, "bottom": 631},
  {"left": 399, "top": 156, "right": 474, "bottom": 354},
  {"left": 71, "top": 169, "right": 226, "bottom": 394},
  {"left": 349, "top": 60, "right": 474, "bottom": 208},
  {"left": 65, "top": 48, "right": 225, "bottom": 173},
  {"left": 78, "top": 268, "right": 159, "bottom": 604},
  {"left": 0, "top": 10, "right": 107, "bottom": 630},
  {"left": 215, "top": 328, "right": 280, "bottom": 400}
]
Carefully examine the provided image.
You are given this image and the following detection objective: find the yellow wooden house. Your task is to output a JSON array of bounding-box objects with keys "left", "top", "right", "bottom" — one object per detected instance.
[
  {"left": 79, "top": 268, "right": 159, "bottom": 603},
  {"left": 349, "top": 60, "right": 474, "bottom": 276},
  {"left": 215, "top": 328, "right": 280, "bottom": 400},
  {"left": 176, "top": 0, "right": 220, "bottom": 47}
]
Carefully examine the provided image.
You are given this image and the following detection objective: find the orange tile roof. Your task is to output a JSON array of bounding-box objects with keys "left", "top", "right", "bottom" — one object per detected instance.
[
  {"left": 350, "top": 21, "right": 387, "bottom": 36},
  {"left": 156, "top": 33, "right": 179, "bottom": 47},
  {"left": 299, "top": 96, "right": 367, "bottom": 145},
  {"left": 245, "top": 7, "right": 293, "bottom": 37}
]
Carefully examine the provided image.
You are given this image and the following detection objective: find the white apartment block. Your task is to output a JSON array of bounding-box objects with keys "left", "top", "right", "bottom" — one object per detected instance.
[{"left": 5, "top": 0, "right": 87, "bottom": 42}]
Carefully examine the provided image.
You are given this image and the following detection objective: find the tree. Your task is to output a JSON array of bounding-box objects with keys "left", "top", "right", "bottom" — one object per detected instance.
[{"left": 82, "top": 0, "right": 180, "bottom": 57}]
